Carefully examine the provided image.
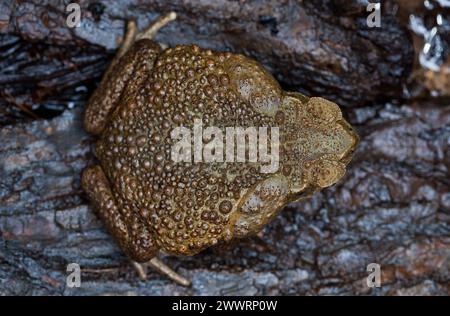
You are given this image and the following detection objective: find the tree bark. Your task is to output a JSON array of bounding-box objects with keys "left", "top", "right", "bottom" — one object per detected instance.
[{"left": 0, "top": 0, "right": 413, "bottom": 107}]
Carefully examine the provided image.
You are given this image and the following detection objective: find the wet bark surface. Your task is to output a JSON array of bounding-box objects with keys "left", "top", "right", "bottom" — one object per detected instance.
[
  {"left": 1, "top": 0, "right": 413, "bottom": 110},
  {"left": 0, "top": 0, "right": 449, "bottom": 295}
]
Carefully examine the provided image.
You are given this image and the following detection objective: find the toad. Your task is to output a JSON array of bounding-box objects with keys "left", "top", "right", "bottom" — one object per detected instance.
[{"left": 82, "top": 12, "right": 358, "bottom": 286}]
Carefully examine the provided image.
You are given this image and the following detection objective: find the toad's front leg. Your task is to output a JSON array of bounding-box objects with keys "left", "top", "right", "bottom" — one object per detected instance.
[{"left": 84, "top": 12, "right": 176, "bottom": 135}]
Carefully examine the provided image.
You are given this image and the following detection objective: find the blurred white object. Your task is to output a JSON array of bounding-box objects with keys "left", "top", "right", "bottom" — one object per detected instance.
[{"left": 409, "top": 1, "right": 450, "bottom": 71}]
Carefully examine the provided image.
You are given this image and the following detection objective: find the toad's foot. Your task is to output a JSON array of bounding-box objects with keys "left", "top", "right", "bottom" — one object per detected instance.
[
  {"left": 132, "top": 257, "right": 191, "bottom": 287},
  {"left": 136, "top": 11, "right": 177, "bottom": 41},
  {"left": 117, "top": 12, "right": 177, "bottom": 60}
]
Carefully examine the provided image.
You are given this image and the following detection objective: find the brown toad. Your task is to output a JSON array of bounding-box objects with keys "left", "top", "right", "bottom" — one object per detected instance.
[{"left": 81, "top": 13, "right": 358, "bottom": 286}]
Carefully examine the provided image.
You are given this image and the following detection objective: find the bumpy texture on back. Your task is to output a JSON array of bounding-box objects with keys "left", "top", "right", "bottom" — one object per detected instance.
[{"left": 92, "top": 43, "right": 357, "bottom": 258}]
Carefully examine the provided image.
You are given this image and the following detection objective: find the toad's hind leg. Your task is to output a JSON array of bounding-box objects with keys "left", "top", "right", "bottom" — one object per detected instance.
[
  {"left": 81, "top": 165, "right": 157, "bottom": 260},
  {"left": 84, "top": 12, "right": 176, "bottom": 135},
  {"left": 132, "top": 258, "right": 191, "bottom": 287},
  {"left": 81, "top": 165, "right": 190, "bottom": 286}
]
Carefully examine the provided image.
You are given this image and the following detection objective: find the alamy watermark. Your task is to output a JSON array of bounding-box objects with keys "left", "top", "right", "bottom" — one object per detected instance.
[
  {"left": 367, "top": 2, "right": 381, "bottom": 28},
  {"left": 65, "top": 2, "right": 382, "bottom": 29},
  {"left": 366, "top": 263, "right": 381, "bottom": 288},
  {"left": 66, "top": 3, "right": 81, "bottom": 28},
  {"left": 66, "top": 263, "right": 81, "bottom": 288},
  {"left": 170, "top": 119, "right": 280, "bottom": 174},
  {"left": 63, "top": 261, "right": 381, "bottom": 289}
]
